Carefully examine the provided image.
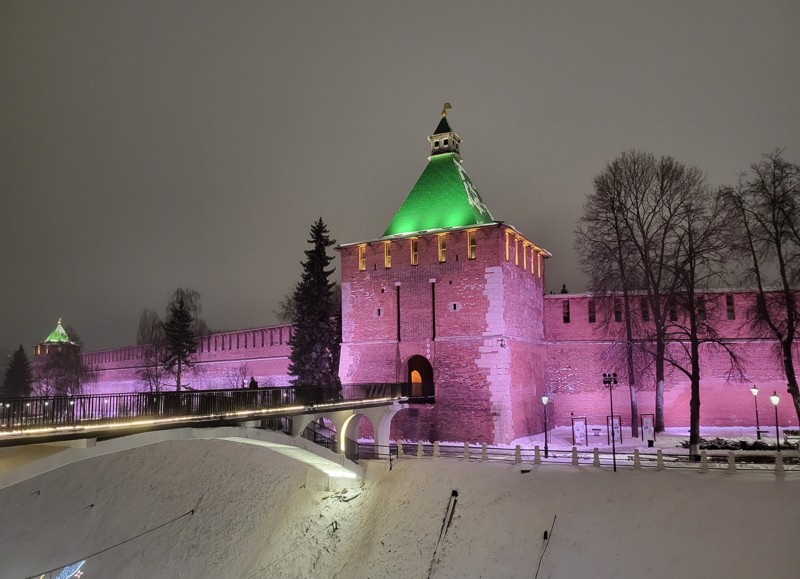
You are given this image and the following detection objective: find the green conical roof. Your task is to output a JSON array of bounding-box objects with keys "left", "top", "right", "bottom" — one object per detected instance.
[
  {"left": 43, "top": 319, "right": 71, "bottom": 344},
  {"left": 382, "top": 153, "right": 495, "bottom": 237}
]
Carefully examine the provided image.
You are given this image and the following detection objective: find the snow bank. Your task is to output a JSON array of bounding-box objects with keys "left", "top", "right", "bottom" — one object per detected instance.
[{"left": 0, "top": 438, "right": 798, "bottom": 578}]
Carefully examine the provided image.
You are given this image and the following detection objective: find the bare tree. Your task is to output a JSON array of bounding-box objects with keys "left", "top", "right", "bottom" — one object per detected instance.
[
  {"left": 224, "top": 363, "right": 250, "bottom": 389},
  {"left": 718, "top": 150, "right": 800, "bottom": 424},
  {"left": 577, "top": 156, "right": 650, "bottom": 436},
  {"left": 135, "top": 308, "right": 166, "bottom": 393},
  {"left": 579, "top": 151, "right": 733, "bottom": 433},
  {"left": 665, "top": 186, "right": 742, "bottom": 456}
]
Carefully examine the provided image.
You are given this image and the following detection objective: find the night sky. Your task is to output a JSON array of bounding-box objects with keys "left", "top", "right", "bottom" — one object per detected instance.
[{"left": 2, "top": 1, "right": 799, "bottom": 353}]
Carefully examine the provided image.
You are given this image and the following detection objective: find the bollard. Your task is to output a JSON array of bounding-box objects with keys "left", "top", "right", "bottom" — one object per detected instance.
[
  {"left": 464, "top": 442, "right": 470, "bottom": 460},
  {"left": 534, "top": 445, "right": 541, "bottom": 465},
  {"left": 397, "top": 440, "right": 404, "bottom": 456},
  {"left": 633, "top": 449, "right": 641, "bottom": 470},
  {"left": 656, "top": 449, "right": 665, "bottom": 471},
  {"left": 433, "top": 441, "right": 440, "bottom": 458},
  {"left": 700, "top": 451, "right": 709, "bottom": 473},
  {"left": 515, "top": 445, "right": 522, "bottom": 464},
  {"left": 481, "top": 443, "right": 487, "bottom": 462},
  {"left": 727, "top": 451, "right": 736, "bottom": 473},
  {"left": 572, "top": 447, "right": 579, "bottom": 466},
  {"left": 593, "top": 448, "right": 600, "bottom": 467},
  {"left": 417, "top": 441, "right": 423, "bottom": 458},
  {"left": 775, "top": 454, "right": 785, "bottom": 475}
]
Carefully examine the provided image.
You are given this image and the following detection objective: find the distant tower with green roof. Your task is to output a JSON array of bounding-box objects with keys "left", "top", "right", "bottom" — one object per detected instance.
[
  {"left": 338, "top": 106, "right": 551, "bottom": 445},
  {"left": 35, "top": 318, "right": 78, "bottom": 358}
]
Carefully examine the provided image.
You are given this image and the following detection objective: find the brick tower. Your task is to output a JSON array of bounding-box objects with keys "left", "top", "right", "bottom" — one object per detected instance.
[{"left": 338, "top": 106, "right": 551, "bottom": 444}]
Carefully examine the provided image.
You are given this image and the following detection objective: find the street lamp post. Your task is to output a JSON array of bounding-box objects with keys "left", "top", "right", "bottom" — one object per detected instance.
[
  {"left": 770, "top": 391, "right": 780, "bottom": 453},
  {"left": 541, "top": 395, "right": 549, "bottom": 458},
  {"left": 603, "top": 372, "right": 618, "bottom": 472},
  {"left": 750, "top": 385, "right": 761, "bottom": 440}
]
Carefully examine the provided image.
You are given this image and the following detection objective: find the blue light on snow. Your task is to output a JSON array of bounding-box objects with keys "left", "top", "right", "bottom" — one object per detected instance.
[{"left": 54, "top": 559, "right": 86, "bottom": 579}]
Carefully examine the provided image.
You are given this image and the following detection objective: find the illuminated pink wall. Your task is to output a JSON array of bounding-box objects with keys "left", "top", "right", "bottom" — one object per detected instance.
[
  {"left": 544, "top": 292, "right": 798, "bottom": 429},
  {"left": 82, "top": 324, "right": 293, "bottom": 394},
  {"left": 340, "top": 224, "right": 550, "bottom": 444},
  {"left": 76, "top": 281, "right": 799, "bottom": 436}
]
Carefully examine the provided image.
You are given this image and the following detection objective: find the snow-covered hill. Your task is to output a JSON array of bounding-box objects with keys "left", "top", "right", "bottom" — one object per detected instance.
[{"left": 1, "top": 437, "right": 798, "bottom": 578}]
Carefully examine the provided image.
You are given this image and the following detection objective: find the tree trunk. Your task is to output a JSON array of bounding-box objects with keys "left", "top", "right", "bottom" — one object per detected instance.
[
  {"left": 176, "top": 358, "right": 182, "bottom": 393},
  {"left": 689, "top": 339, "right": 701, "bottom": 459},
  {"left": 655, "top": 338, "right": 666, "bottom": 432},
  {"left": 780, "top": 339, "right": 800, "bottom": 425},
  {"left": 623, "top": 293, "right": 639, "bottom": 437}
]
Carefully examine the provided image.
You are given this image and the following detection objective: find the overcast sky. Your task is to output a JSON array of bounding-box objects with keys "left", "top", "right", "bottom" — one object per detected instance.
[{"left": 2, "top": 1, "right": 799, "bottom": 352}]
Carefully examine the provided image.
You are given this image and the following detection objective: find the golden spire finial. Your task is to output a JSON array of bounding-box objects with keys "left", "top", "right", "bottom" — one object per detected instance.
[
  {"left": 57, "top": 317, "right": 62, "bottom": 325},
  {"left": 441, "top": 102, "right": 452, "bottom": 117}
]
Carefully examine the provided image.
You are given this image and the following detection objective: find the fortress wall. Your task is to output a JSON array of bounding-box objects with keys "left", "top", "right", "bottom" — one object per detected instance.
[{"left": 83, "top": 324, "right": 293, "bottom": 394}]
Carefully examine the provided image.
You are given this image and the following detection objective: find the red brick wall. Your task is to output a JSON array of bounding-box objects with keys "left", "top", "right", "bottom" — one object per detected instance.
[
  {"left": 82, "top": 324, "right": 293, "bottom": 394},
  {"left": 339, "top": 224, "right": 551, "bottom": 443},
  {"left": 544, "top": 293, "right": 798, "bottom": 428}
]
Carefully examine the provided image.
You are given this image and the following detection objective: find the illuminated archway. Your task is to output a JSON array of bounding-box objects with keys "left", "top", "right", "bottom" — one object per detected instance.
[{"left": 407, "top": 355, "right": 433, "bottom": 398}]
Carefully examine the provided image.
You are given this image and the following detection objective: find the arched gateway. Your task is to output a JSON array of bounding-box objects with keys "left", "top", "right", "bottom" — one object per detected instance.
[{"left": 407, "top": 355, "right": 433, "bottom": 398}]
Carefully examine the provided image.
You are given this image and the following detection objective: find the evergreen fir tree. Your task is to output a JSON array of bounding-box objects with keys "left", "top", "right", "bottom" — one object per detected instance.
[
  {"left": 2, "top": 344, "right": 33, "bottom": 398},
  {"left": 162, "top": 296, "right": 197, "bottom": 392},
  {"left": 288, "top": 218, "right": 341, "bottom": 386}
]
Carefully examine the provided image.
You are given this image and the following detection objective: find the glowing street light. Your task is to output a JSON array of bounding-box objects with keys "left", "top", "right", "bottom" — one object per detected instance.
[
  {"left": 603, "top": 372, "right": 618, "bottom": 472},
  {"left": 541, "top": 394, "right": 550, "bottom": 458},
  {"left": 750, "top": 385, "right": 761, "bottom": 440},
  {"left": 770, "top": 391, "right": 780, "bottom": 453}
]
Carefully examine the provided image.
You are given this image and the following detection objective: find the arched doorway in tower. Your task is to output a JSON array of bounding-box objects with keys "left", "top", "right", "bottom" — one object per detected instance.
[{"left": 407, "top": 355, "right": 434, "bottom": 398}]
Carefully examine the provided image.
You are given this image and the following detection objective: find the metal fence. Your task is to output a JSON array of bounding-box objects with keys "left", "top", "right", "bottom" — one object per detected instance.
[
  {"left": 383, "top": 441, "right": 800, "bottom": 472},
  {"left": 0, "top": 383, "right": 432, "bottom": 435}
]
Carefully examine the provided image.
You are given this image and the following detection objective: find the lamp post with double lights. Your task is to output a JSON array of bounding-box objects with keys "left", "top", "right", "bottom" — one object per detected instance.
[
  {"left": 770, "top": 390, "right": 780, "bottom": 453},
  {"left": 750, "top": 385, "right": 761, "bottom": 440},
  {"left": 541, "top": 394, "right": 550, "bottom": 458},
  {"left": 603, "top": 372, "right": 618, "bottom": 472}
]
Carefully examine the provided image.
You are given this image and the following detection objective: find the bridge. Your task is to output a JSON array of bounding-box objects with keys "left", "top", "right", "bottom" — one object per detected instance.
[{"left": 0, "top": 384, "right": 434, "bottom": 488}]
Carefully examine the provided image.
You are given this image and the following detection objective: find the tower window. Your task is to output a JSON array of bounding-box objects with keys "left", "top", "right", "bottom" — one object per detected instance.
[
  {"left": 537, "top": 253, "right": 542, "bottom": 278},
  {"left": 668, "top": 297, "right": 677, "bottom": 321},
  {"left": 588, "top": 300, "right": 596, "bottom": 323},
  {"left": 523, "top": 243, "right": 528, "bottom": 270},
  {"left": 726, "top": 294, "right": 735, "bottom": 320},
  {"left": 514, "top": 237, "right": 519, "bottom": 265},
  {"left": 384, "top": 241, "right": 392, "bottom": 268},
  {"left": 444, "top": 138, "right": 449, "bottom": 146},
  {"left": 697, "top": 295, "right": 706, "bottom": 321},
  {"left": 614, "top": 298, "right": 622, "bottom": 322},
  {"left": 641, "top": 297, "right": 649, "bottom": 321},
  {"left": 410, "top": 237, "right": 418, "bottom": 266},
  {"left": 505, "top": 231, "right": 510, "bottom": 261},
  {"left": 358, "top": 245, "right": 366, "bottom": 271},
  {"left": 434, "top": 140, "right": 440, "bottom": 148},
  {"left": 467, "top": 231, "right": 476, "bottom": 259},
  {"left": 563, "top": 300, "right": 571, "bottom": 323},
  {"left": 438, "top": 234, "right": 447, "bottom": 262}
]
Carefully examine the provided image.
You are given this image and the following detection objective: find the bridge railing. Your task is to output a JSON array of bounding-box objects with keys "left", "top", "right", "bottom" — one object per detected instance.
[{"left": 0, "top": 382, "right": 430, "bottom": 435}]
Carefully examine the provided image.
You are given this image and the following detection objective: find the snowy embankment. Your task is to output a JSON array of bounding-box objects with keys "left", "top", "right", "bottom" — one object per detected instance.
[{"left": 1, "top": 437, "right": 798, "bottom": 578}]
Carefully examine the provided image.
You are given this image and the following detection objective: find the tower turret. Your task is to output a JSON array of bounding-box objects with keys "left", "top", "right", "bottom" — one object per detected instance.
[{"left": 428, "top": 102, "right": 461, "bottom": 156}]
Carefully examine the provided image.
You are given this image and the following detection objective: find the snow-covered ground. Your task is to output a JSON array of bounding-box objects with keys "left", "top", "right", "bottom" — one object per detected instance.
[{"left": 0, "top": 431, "right": 798, "bottom": 578}]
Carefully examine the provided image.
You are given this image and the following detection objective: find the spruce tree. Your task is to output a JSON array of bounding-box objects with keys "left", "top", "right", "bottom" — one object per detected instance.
[
  {"left": 288, "top": 218, "right": 341, "bottom": 386},
  {"left": 2, "top": 345, "right": 33, "bottom": 398},
  {"left": 162, "top": 296, "right": 197, "bottom": 392}
]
